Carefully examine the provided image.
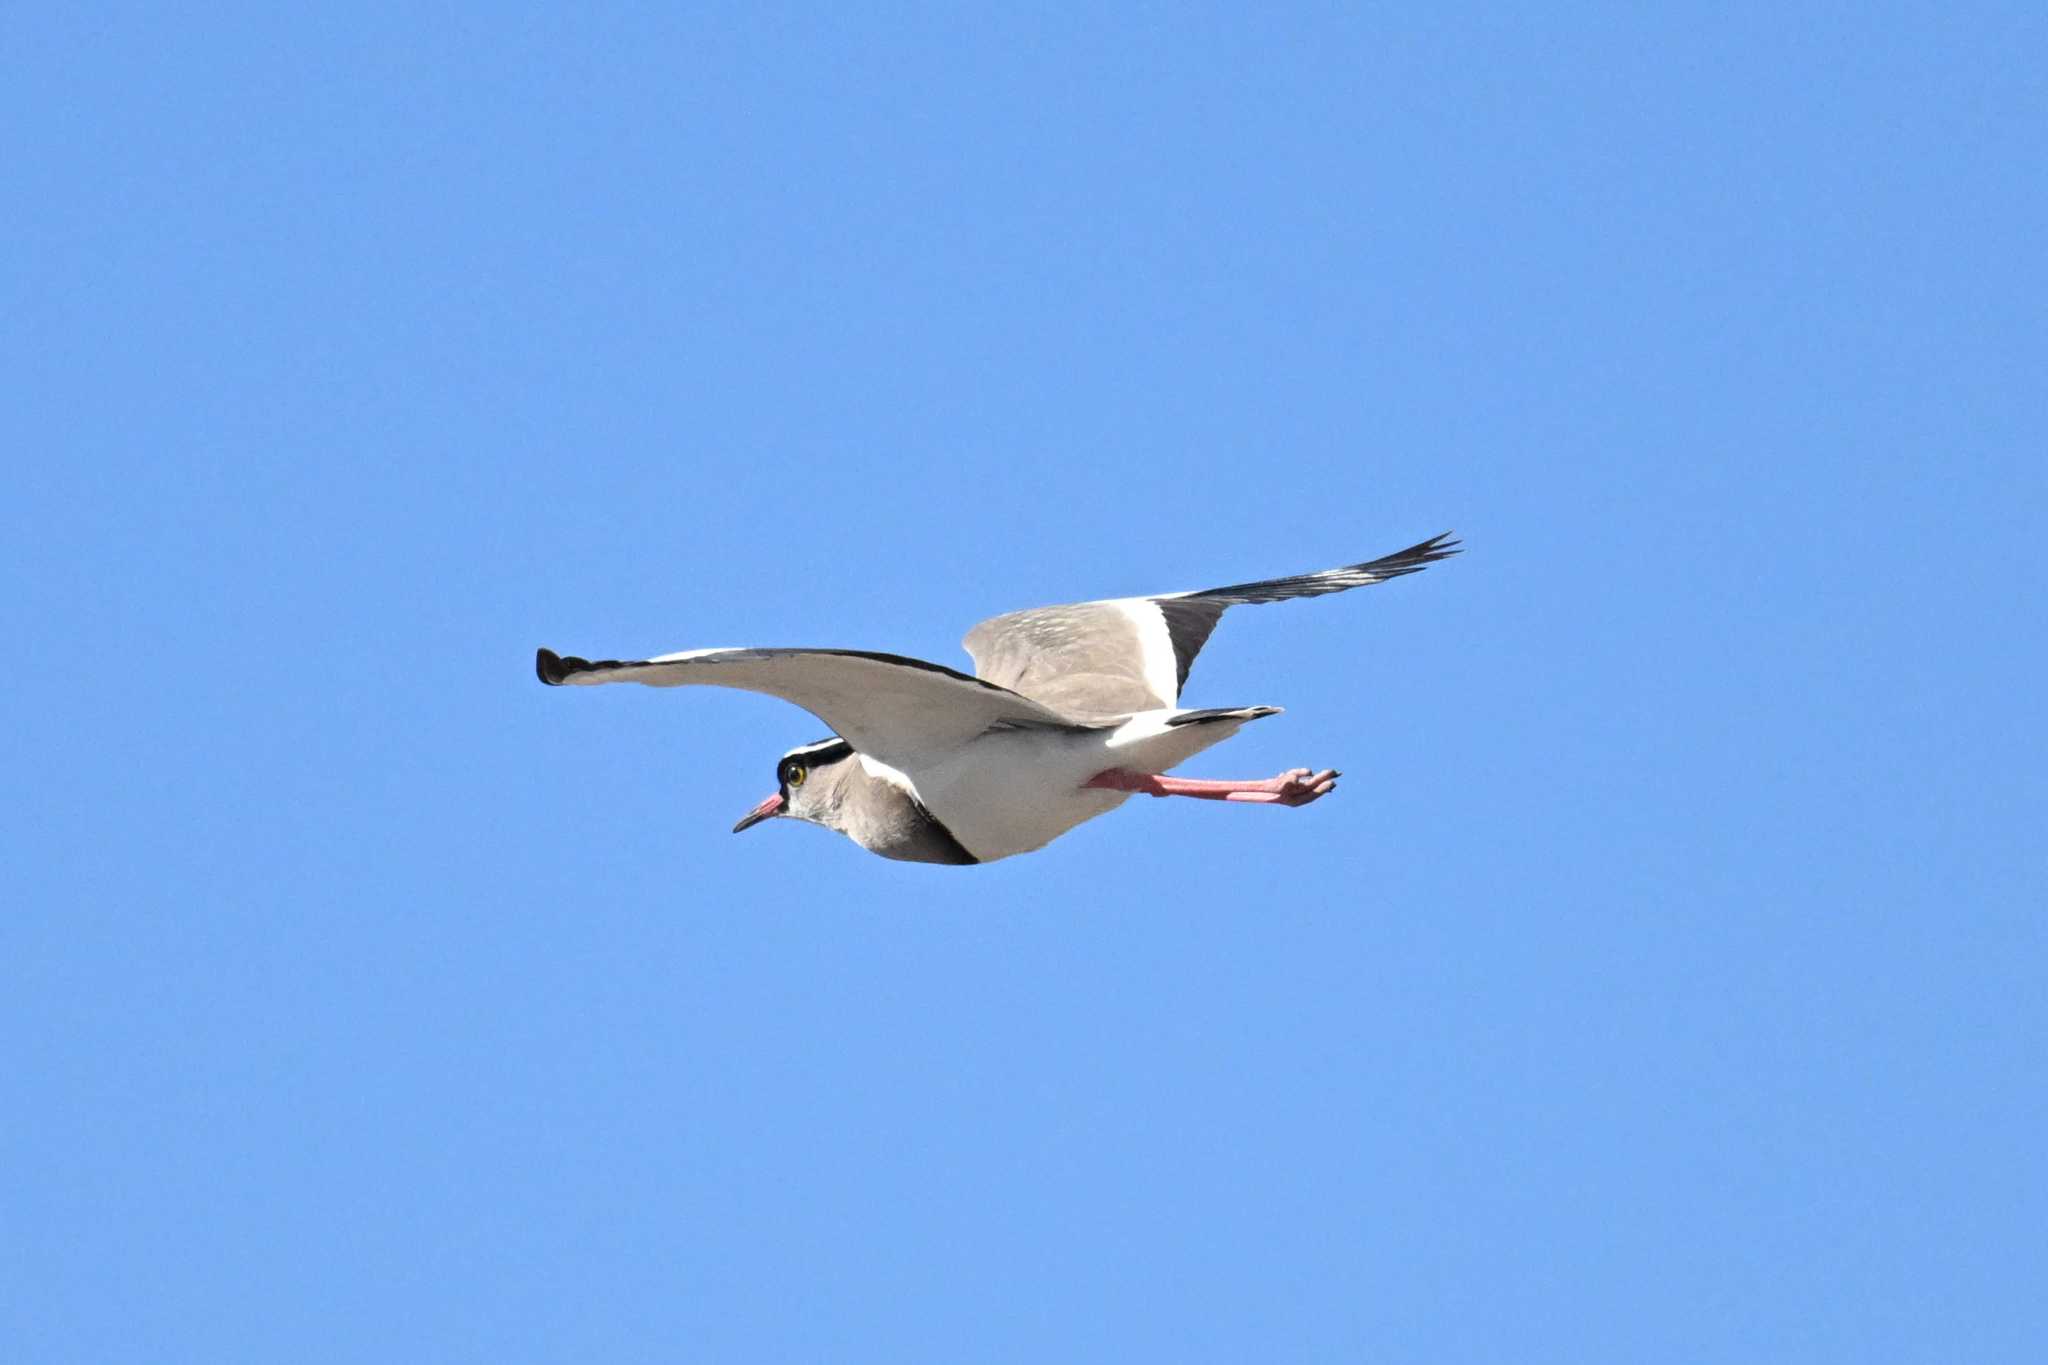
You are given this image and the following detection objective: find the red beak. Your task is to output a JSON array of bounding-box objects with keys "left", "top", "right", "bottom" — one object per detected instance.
[{"left": 731, "top": 792, "right": 784, "bottom": 833}]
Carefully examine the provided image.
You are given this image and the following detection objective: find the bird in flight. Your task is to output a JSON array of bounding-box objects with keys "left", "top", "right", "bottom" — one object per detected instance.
[{"left": 537, "top": 532, "right": 1458, "bottom": 865}]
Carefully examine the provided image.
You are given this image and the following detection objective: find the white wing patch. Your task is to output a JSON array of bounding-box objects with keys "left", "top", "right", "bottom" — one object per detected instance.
[{"left": 1112, "top": 598, "right": 1181, "bottom": 712}]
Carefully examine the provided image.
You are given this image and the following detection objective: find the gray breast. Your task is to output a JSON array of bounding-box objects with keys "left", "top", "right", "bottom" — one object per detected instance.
[{"left": 836, "top": 765, "right": 979, "bottom": 865}]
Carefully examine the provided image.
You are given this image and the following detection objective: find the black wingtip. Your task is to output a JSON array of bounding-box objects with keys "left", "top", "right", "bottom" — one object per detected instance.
[
  {"left": 1371, "top": 531, "right": 1462, "bottom": 576},
  {"left": 536, "top": 647, "right": 575, "bottom": 685},
  {"left": 1411, "top": 530, "right": 1462, "bottom": 560}
]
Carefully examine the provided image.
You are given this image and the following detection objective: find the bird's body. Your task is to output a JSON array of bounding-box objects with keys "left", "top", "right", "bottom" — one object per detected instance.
[
  {"left": 537, "top": 533, "right": 1457, "bottom": 864},
  {"left": 893, "top": 706, "right": 1269, "bottom": 862}
]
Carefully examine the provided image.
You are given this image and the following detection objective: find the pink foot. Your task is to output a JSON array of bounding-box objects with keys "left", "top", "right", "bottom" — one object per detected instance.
[{"left": 1084, "top": 766, "right": 1340, "bottom": 807}]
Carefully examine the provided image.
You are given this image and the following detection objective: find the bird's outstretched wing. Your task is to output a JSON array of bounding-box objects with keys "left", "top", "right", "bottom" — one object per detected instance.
[
  {"left": 961, "top": 532, "right": 1460, "bottom": 716},
  {"left": 535, "top": 646, "right": 1089, "bottom": 770}
]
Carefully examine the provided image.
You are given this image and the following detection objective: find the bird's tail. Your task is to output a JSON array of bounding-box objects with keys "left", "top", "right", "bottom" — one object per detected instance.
[{"left": 1164, "top": 705, "right": 1283, "bottom": 728}]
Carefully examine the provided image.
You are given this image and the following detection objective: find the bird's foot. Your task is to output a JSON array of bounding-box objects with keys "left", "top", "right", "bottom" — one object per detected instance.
[
  {"left": 1083, "top": 767, "right": 1340, "bottom": 806},
  {"left": 1232, "top": 767, "right": 1340, "bottom": 806}
]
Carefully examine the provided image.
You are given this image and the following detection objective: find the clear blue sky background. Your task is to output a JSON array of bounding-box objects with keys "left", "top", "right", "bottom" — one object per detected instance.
[{"left": 6, "top": 4, "right": 2042, "bottom": 1361}]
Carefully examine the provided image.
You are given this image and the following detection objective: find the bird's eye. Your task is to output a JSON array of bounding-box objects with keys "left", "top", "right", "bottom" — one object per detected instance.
[{"left": 786, "top": 764, "right": 807, "bottom": 788}]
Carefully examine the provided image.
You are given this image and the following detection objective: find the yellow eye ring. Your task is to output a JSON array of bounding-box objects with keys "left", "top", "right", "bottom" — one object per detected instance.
[{"left": 786, "top": 764, "right": 807, "bottom": 788}]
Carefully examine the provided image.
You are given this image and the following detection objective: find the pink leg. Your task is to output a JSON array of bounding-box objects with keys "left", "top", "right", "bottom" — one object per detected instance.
[{"left": 1084, "top": 766, "right": 1340, "bottom": 807}]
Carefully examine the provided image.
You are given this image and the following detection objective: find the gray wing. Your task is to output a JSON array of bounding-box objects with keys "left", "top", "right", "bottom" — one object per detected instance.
[
  {"left": 961, "top": 532, "right": 1459, "bottom": 714},
  {"left": 536, "top": 645, "right": 1090, "bottom": 769}
]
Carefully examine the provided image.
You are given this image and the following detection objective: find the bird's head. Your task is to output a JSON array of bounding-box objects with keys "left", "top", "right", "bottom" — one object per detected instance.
[{"left": 731, "top": 736, "right": 857, "bottom": 836}]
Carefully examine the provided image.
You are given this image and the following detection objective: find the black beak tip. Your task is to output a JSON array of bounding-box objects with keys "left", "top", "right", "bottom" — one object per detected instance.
[{"left": 732, "top": 802, "right": 780, "bottom": 834}]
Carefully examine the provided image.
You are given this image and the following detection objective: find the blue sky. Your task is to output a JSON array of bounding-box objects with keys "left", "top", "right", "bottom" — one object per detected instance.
[{"left": 6, "top": 4, "right": 2042, "bottom": 1360}]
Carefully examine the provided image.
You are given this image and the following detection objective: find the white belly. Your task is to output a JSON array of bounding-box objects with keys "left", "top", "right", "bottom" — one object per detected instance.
[{"left": 908, "top": 712, "right": 1253, "bottom": 863}]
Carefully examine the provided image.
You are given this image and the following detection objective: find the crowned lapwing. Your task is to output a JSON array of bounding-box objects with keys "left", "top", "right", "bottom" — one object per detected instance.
[{"left": 537, "top": 532, "right": 1458, "bottom": 865}]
